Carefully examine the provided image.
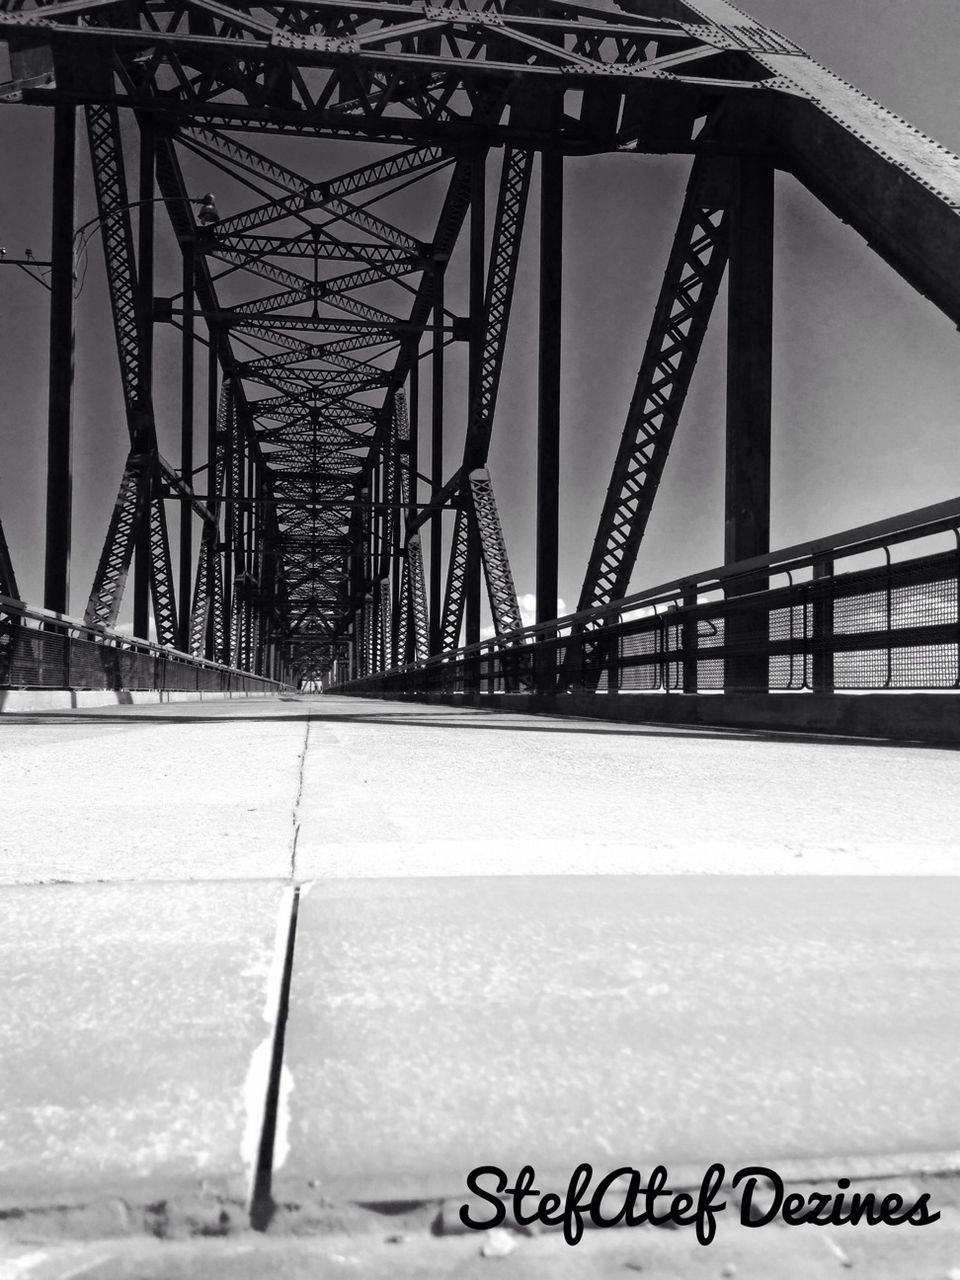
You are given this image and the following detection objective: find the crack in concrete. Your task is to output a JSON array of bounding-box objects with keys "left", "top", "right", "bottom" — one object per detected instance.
[{"left": 289, "top": 707, "right": 313, "bottom": 881}]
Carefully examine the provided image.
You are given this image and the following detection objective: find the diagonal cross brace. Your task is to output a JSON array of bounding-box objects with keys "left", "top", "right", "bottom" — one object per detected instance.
[
  {"left": 405, "top": 535, "right": 430, "bottom": 661},
  {"left": 576, "top": 155, "right": 733, "bottom": 616},
  {"left": 469, "top": 468, "right": 524, "bottom": 638},
  {"left": 190, "top": 383, "right": 231, "bottom": 658},
  {"left": 440, "top": 506, "right": 469, "bottom": 655},
  {"left": 393, "top": 390, "right": 430, "bottom": 660},
  {"left": 440, "top": 148, "right": 532, "bottom": 648},
  {"left": 83, "top": 105, "right": 179, "bottom": 641},
  {"left": 83, "top": 451, "right": 151, "bottom": 630},
  {"left": 0, "top": 514, "right": 20, "bottom": 603}
]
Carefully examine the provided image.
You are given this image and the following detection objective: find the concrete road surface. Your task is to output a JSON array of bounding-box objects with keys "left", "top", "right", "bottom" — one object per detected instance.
[
  {"left": 2, "top": 694, "right": 959, "bottom": 882},
  {"left": 0, "top": 693, "right": 958, "bottom": 1241}
]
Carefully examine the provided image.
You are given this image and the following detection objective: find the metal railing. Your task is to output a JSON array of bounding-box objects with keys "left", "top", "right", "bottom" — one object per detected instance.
[
  {"left": 0, "top": 596, "right": 290, "bottom": 694},
  {"left": 330, "top": 498, "right": 960, "bottom": 699}
]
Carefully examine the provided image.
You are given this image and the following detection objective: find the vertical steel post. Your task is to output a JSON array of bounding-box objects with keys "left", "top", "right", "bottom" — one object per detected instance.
[
  {"left": 244, "top": 445, "right": 254, "bottom": 667},
  {"left": 179, "top": 240, "right": 195, "bottom": 651},
  {"left": 134, "top": 119, "right": 155, "bottom": 640},
  {"left": 44, "top": 103, "right": 77, "bottom": 616},
  {"left": 402, "top": 358, "right": 418, "bottom": 664},
  {"left": 681, "top": 585, "right": 699, "bottom": 693},
  {"left": 724, "top": 157, "right": 773, "bottom": 692},
  {"left": 204, "top": 337, "right": 218, "bottom": 660},
  {"left": 429, "top": 274, "right": 444, "bottom": 652},
  {"left": 725, "top": 157, "right": 773, "bottom": 564},
  {"left": 811, "top": 557, "right": 835, "bottom": 693},
  {"left": 222, "top": 386, "right": 234, "bottom": 664},
  {"left": 536, "top": 150, "right": 563, "bottom": 692},
  {"left": 465, "top": 153, "right": 485, "bottom": 658}
]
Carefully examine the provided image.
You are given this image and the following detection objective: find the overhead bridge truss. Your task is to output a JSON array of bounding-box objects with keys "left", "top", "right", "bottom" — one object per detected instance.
[{"left": 2, "top": 0, "right": 960, "bottom": 689}]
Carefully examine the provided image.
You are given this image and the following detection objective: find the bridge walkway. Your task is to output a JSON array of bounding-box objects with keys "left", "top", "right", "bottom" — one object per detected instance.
[{"left": 1, "top": 695, "right": 958, "bottom": 1276}]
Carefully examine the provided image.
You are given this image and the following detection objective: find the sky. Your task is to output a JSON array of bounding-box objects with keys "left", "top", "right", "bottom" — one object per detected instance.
[{"left": 1, "top": 0, "right": 960, "bottom": 639}]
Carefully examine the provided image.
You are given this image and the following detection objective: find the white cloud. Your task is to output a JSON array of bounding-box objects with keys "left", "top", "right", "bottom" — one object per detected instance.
[{"left": 480, "top": 593, "right": 567, "bottom": 641}]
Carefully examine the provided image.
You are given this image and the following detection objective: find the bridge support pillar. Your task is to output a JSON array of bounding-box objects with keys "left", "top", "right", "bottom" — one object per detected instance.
[
  {"left": 44, "top": 103, "right": 77, "bottom": 616},
  {"left": 536, "top": 149, "right": 562, "bottom": 694},
  {"left": 134, "top": 119, "right": 154, "bottom": 642},
  {"left": 179, "top": 240, "right": 195, "bottom": 652},
  {"left": 725, "top": 157, "right": 773, "bottom": 692},
  {"left": 465, "top": 154, "right": 485, "bottom": 655},
  {"left": 429, "top": 276, "right": 444, "bottom": 654}
]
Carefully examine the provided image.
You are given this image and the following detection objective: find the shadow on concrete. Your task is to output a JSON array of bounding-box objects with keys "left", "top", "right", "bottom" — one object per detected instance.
[{"left": 3, "top": 702, "right": 959, "bottom": 752}]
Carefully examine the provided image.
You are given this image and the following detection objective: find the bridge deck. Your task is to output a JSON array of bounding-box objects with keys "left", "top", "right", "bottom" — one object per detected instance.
[{"left": 1, "top": 696, "right": 958, "bottom": 1271}]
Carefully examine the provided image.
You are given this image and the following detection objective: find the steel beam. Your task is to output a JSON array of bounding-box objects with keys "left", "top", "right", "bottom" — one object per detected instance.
[
  {"left": 179, "top": 240, "right": 195, "bottom": 651},
  {"left": 0, "top": 517, "right": 21, "bottom": 603},
  {"left": 724, "top": 156, "right": 773, "bottom": 693},
  {"left": 464, "top": 151, "right": 485, "bottom": 651},
  {"left": 575, "top": 156, "right": 732, "bottom": 616},
  {"left": 536, "top": 149, "right": 562, "bottom": 631},
  {"left": 83, "top": 452, "right": 150, "bottom": 630},
  {"left": 134, "top": 118, "right": 155, "bottom": 641},
  {"left": 725, "top": 157, "right": 773, "bottom": 565},
  {"left": 429, "top": 274, "right": 444, "bottom": 654},
  {"left": 43, "top": 103, "right": 76, "bottom": 615}
]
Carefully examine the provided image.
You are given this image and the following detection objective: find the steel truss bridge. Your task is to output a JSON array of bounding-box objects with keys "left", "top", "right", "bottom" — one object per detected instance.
[{"left": 2, "top": 0, "right": 960, "bottom": 704}]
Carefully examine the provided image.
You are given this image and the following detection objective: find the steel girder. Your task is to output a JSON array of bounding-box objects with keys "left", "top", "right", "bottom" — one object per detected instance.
[
  {"left": 81, "top": 103, "right": 179, "bottom": 643},
  {"left": 159, "top": 116, "right": 475, "bottom": 679},
  {"left": 439, "top": 507, "right": 469, "bottom": 655},
  {"left": 437, "top": 146, "right": 531, "bottom": 647},
  {"left": 189, "top": 383, "right": 231, "bottom": 659},
  {"left": 83, "top": 450, "right": 151, "bottom": 631},
  {"left": 404, "top": 534, "right": 430, "bottom": 662},
  {"left": 462, "top": 147, "right": 532, "bottom": 476},
  {"left": 4, "top": 0, "right": 960, "bottom": 686},
  {"left": 576, "top": 154, "right": 733, "bottom": 615},
  {"left": 0, "top": 515, "right": 21, "bottom": 602},
  {"left": 393, "top": 390, "right": 429, "bottom": 662},
  {"left": 7, "top": 0, "right": 960, "bottom": 325},
  {"left": 0, "top": 0, "right": 784, "bottom": 151},
  {"left": 469, "top": 469, "right": 523, "bottom": 638}
]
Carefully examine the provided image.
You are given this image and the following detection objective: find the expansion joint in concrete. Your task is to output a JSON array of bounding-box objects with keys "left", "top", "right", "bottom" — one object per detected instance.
[{"left": 248, "top": 885, "right": 301, "bottom": 1232}]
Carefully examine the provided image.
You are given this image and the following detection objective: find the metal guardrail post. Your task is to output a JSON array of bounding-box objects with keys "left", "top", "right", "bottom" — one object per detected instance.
[
  {"left": 723, "top": 578, "right": 769, "bottom": 694},
  {"left": 811, "top": 557, "right": 834, "bottom": 693},
  {"left": 606, "top": 624, "right": 620, "bottom": 696},
  {"left": 681, "top": 587, "right": 698, "bottom": 693}
]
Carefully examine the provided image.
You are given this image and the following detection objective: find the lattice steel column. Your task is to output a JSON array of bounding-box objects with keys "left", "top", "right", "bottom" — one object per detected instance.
[
  {"left": 576, "top": 156, "right": 733, "bottom": 615},
  {"left": 83, "top": 104, "right": 178, "bottom": 640},
  {"left": 440, "top": 506, "right": 469, "bottom": 653},
  {"left": 406, "top": 534, "right": 430, "bottom": 660},
  {"left": 378, "top": 576, "right": 391, "bottom": 671},
  {"left": 84, "top": 452, "right": 150, "bottom": 629},
  {"left": 469, "top": 469, "right": 523, "bottom": 637},
  {"left": 397, "top": 560, "right": 410, "bottom": 664},
  {"left": 133, "top": 117, "right": 155, "bottom": 640},
  {"left": 395, "top": 390, "right": 430, "bottom": 660},
  {"left": 440, "top": 148, "right": 532, "bottom": 648},
  {"left": 363, "top": 592, "right": 374, "bottom": 677},
  {"left": 0, "top": 516, "right": 21, "bottom": 603},
  {"left": 190, "top": 380, "right": 229, "bottom": 658},
  {"left": 148, "top": 494, "right": 178, "bottom": 647}
]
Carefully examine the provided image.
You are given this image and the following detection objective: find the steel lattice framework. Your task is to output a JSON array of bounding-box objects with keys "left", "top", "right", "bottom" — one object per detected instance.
[{"left": 3, "top": 0, "right": 960, "bottom": 686}]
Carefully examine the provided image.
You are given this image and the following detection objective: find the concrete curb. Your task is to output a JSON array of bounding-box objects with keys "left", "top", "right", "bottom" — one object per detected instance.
[
  {"left": 351, "top": 690, "right": 960, "bottom": 746},
  {"left": 0, "top": 689, "right": 280, "bottom": 713}
]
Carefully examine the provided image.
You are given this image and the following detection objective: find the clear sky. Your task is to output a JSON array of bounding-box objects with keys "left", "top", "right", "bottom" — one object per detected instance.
[{"left": 1, "top": 0, "right": 959, "bottom": 636}]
